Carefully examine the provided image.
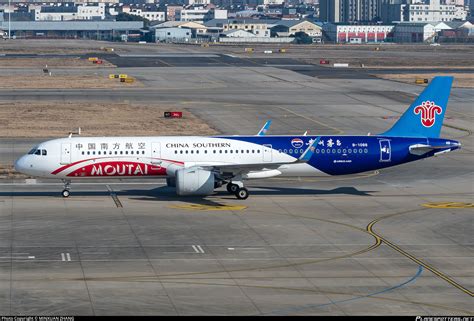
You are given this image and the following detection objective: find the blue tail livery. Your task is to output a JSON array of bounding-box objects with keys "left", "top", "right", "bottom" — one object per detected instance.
[
  {"left": 382, "top": 76, "right": 452, "bottom": 138},
  {"left": 14, "top": 77, "right": 461, "bottom": 199}
]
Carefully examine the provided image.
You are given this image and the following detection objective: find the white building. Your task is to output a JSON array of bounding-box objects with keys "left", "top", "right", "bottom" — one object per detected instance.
[
  {"left": 323, "top": 24, "right": 394, "bottom": 43},
  {"left": 178, "top": 8, "right": 226, "bottom": 22},
  {"left": 35, "top": 3, "right": 105, "bottom": 21},
  {"left": 178, "top": 7, "right": 209, "bottom": 22},
  {"left": 127, "top": 8, "right": 165, "bottom": 22},
  {"left": 263, "top": 0, "right": 285, "bottom": 5},
  {"left": 382, "top": 0, "right": 468, "bottom": 23},
  {"left": 186, "top": 0, "right": 211, "bottom": 5},
  {"left": 393, "top": 21, "right": 452, "bottom": 43}
]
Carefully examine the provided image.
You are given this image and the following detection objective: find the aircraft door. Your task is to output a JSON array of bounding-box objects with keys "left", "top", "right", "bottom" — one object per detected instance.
[
  {"left": 379, "top": 139, "right": 391, "bottom": 162},
  {"left": 60, "top": 143, "right": 71, "bottom": 165},
  {"left": 151, "top": 142, "right": 161, "bottom": 165},
  {"left": 263, "top": 144, "right": 272, "bottom": 162}
]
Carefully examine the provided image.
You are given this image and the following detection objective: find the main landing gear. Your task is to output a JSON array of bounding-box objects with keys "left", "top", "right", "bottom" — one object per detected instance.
[
  {"left": 61, "top": 179, "right": 71, "bottom": 198},
  {"left": 226, "top": 182, "right": 249, "bottom": 200}
]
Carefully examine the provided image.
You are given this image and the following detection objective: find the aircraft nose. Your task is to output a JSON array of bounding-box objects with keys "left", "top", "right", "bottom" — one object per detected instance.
[{"left": 14, "top": 156, "right": 28, "bottom": 173}]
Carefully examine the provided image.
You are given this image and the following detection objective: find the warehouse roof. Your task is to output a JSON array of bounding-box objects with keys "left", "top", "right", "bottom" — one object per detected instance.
[{"left": 0, "top": 20, "right": 144, "bottom": 31}]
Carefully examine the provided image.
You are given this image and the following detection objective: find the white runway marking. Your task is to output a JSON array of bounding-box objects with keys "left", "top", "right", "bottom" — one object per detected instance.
[
  {"left": 61, "top": 253, "right": 71, "bottom": 261},
  {"left": 192, "top": 245, "right": 205, "bottom": 254}
]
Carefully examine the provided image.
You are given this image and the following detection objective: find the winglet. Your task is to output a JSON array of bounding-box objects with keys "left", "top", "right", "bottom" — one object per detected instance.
[
  {"left": 257, "top": 120, "right": 272, "bottom": 136},
  {"left": 298, "top": 137, "right": 320, "bottom": 162}
]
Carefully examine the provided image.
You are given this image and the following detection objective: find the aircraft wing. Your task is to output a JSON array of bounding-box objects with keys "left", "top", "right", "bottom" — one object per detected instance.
[
  {"left": 409, "top": 142, "right": 460, "bottom": 156},
  {"left": 194, "top": 137, "right": 320, "bottom": 175},
  {"left": 256, "top": 120, "right": 272, "bottom": 136}
]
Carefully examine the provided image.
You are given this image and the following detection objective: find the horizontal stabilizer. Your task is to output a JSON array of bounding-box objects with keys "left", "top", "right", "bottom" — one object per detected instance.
[{"left": 409, "top": 142, "right": 460, "bottom": 156}]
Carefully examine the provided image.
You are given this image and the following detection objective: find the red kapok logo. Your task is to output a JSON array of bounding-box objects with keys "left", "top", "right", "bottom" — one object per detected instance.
[{"left": 414, "top": 101, "right": 442, "bottom": 128}]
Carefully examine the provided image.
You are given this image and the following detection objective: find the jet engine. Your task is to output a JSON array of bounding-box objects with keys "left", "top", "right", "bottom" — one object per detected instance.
[{"left": 175, "top": 168, "right": 215, "bottom": 196}]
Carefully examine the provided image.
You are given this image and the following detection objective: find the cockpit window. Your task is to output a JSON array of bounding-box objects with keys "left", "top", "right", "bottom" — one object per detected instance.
[
  {"left": 42, "top": 150, "right": 47, "bottom": 156},
  {"left": 34, "top": 149, "right": 41, "bottom": 155},
  {"left": 28, "top": 148, "right": 38, "bottom": 155}
]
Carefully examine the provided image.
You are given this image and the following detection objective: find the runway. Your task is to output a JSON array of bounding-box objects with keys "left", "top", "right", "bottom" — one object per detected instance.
[{"left": 0, "top": 46, "right": 473, "bottom": 315}]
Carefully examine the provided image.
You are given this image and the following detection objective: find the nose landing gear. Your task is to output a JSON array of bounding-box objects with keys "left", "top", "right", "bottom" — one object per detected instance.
[{"left": 61, "top": 179, "right": 71, "bottom": 198}]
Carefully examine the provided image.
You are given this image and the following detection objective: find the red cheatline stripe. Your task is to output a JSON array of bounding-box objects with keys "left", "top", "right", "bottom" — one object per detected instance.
[{"left": 51, "top": 157, "right": 184, "bottom": 175}]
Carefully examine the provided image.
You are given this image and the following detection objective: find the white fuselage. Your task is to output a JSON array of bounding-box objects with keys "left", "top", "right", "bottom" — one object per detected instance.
[{"left": 14, "top": 136, "right": 325, "bottom": 179}]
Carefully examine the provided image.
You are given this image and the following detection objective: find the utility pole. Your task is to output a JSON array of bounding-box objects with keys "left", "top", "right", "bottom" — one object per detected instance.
[{"left": 8, "top": 0, "right": 11, "bottom": 39}]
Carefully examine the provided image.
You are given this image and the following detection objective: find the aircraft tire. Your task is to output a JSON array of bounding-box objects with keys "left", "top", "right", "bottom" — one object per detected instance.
[
  {"left": 227, "top": 183, "right": 239, "bottom": 194},
  {"left": 62, "top": 189, "right": 70, "bottom": 198},
  {"left": 235, "top": 187, "right": 249, "bottom": 200}
]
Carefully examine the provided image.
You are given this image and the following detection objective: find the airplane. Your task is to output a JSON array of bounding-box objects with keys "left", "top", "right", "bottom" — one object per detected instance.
[{"left": 14, "top": 76, "right": 461, "bottom": 200}]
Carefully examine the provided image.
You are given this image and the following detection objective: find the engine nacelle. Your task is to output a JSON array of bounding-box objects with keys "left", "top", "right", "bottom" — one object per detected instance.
[{"left": 175, "top": 168, "right": 215, "bottom": 196}]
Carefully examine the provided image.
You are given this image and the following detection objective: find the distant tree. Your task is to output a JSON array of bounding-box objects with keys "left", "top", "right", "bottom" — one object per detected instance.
[
  {"left": 293, "top": 31, "right": 313, "bottom": 44},
  {"left": 116, "top": 12, "right": 150, "bottom": 28}
]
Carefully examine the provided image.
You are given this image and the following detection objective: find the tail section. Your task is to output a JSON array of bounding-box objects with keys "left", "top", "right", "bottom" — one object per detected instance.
[{"left": 381, "top": 76, "right": 453, "bottom": 138}]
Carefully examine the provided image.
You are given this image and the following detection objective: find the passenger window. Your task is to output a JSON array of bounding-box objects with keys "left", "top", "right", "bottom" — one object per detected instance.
[
  {"left": 359, "top": 149, "right": 363, "bottom": 154},
  {"left": 332, "top": 149, "right": 336, "bottom": 154},
  {"left": 82, "top": 151, "right": 85, "bottom": 155},
  {"left": 252, "top": 150, "right": 255, "bottom": 153},
  {"left": 257, "top": 150, "right": 260, "bottom": 153},
  {"left": 114, "top": 151, "right": 118, "bottom": 155},
  {"left": 142, "top": 151, "right": 145, "bottom": 154},
  {"left": 326, "top": 149, "right": 330, "bottom": 154},
  {"left": 205, "top": 150, "right": 207, "bottom": 154},
  {"left": 348, "top": 149, "right": 352, "bottom": 153},
  {"left": 284, "top": 149, "right": 287, "bottom": 153},
  {"left": 230, "top": 150, "right": 233, "bottom": 153},
  {"left": 190, "top": 150, "right": 194, "bottom": 154},
  {"left": 213, "top": 150, "right": 216, "bottom": 154},
  {"left": 175, "top": 150, "right": 177, "bottom": 154},
  {"left": 289, "top": 149, "right": 293, "bottom": 154},
  {"left": 180, "top": 150, "right": 183, "bottom": 154},
  {"left": 321, "top": 149, "right": 325, "bottom": 153},
  {"left": 125, "top": 151, "right": 128, "bottom": 155},
  {"left": 219, "top": 150, "right": 222, "bottom": 154},
  {"left": 87, "top": 151, "right": 90, "bottom": 155},
  {"left": 343, "top": 149, "right": 346, "bottom": 153},
  {"left": 364, "top": 148, "right": 368, "bottom": 153},
  {"left": 109, "top": 151, "right": 112, "bottom": 155},
  {"left": 42, "top": 150, "right": 47, "bottom": 156},
  {"left": 337, "top": 149, "right": 341, "bottom": 154},
  {"left": 196, "top": 150, "right": 199, "bottom": 154},
  {"left": 93, "top": 151, "right": 96, "bottom": 155},
  {"left": 316, "top": 149, "right": 320, "bottom": 153},
  {"left": 98, "top": 151, "right": 101, "bottom": 155},
  {"left": 241, "top": 150, "right": 244, "bottom": 153},
  {"left": 131, "top": 151, "right": 134, "bottom": 155},
  {"left": 247, "top": 150, "right": 249, "bottom": 153},
  {"left": 225, "top": 150, "right": 228, "bottom": 153},
  {"left": 120, "top": 151, "right": 123, "bottom": 155},
  {"left": 235, "top": 150, "right": 238, "bottom": 154},
  {"left": 185, "top": 150, "right": 188, "bottom": 154}
]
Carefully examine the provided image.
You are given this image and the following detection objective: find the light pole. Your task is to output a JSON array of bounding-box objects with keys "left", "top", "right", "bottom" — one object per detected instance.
[{"left": 8, "top": 0, "right": 11, "bottom": 39}]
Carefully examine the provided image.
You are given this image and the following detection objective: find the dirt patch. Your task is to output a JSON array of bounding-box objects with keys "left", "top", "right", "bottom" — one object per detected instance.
[
  {"left": 0, "top": 75, "right": 141, "bottom": 89},
  {"left": 0, "top": 164, "right": 28, "bottom": 179},
  {"left": 374, "top": 73, "right": 474, "bottom": 88},
  {"left": 0, "top": 101, "right": 218, "bottom": 138},
  {"left": 0, "top": 57, "right": 114, "bottom": 68}
]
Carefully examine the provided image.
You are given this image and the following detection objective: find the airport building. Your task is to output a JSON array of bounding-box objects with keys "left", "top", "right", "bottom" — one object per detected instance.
[
  {"left": 393, "top": 21, "right": 452, "bottom": 42},
  {"left": 323, "top": 23, "right": 394, "bottom": 43},
  {"left": 154, "top": 26, "right": 191, "bottom": 42},
  {"left": 0, "top": 20, "right": 143, "bottom": 39}
]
